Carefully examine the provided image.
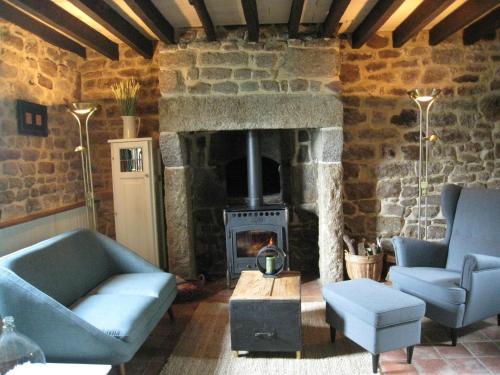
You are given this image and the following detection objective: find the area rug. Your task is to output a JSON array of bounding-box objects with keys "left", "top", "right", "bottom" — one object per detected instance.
[{"left": 160, "top": 302, "right": 371, "bottom": 375}]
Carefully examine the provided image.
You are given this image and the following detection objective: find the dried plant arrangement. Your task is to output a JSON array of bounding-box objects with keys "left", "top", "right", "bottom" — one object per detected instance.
[{"left": 111, "top": 79, "right": 141, "bottom": 116}]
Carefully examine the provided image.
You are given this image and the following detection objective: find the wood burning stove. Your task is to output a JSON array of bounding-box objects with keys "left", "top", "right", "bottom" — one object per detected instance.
[{"left": 224, "top": 130, "right": 289, "bottom": 286}]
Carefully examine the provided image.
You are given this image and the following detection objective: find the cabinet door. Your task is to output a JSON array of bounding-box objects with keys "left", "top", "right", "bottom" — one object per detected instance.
[{"left": 111, "top": 141, "right": 158, "bottom": 265}]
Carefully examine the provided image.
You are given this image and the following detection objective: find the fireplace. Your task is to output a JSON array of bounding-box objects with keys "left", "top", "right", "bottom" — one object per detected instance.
[{"left": 224, "top": 130, "right": 289, "bottom": 285}]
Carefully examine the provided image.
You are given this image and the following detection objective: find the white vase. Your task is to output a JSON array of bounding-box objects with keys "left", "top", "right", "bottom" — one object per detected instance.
[{"left": 122, "top": 116, "right": 141, "bottom": 139}]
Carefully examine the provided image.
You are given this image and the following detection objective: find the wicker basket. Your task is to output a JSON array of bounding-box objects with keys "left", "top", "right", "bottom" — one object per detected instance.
[{"left": 345, "top": 252, "right": 384, "bottom": 281}]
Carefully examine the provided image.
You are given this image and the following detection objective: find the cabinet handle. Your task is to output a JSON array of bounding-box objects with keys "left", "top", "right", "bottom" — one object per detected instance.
[
  {"left": 254, "top": 330, "right": 275, "bottom": 339},
  {"left": 144, "top": 173, "right": 149, "bottom": 178}
]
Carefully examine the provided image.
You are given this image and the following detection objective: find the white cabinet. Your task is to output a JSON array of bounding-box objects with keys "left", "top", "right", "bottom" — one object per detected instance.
[{"left": 108, "top": 138, "right": 165, "bottom": 267}]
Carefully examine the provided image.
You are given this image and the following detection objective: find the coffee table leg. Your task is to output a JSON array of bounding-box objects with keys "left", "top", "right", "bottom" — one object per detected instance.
[{"left": 296, "top": 351, "right": 301, "bottom": 359}]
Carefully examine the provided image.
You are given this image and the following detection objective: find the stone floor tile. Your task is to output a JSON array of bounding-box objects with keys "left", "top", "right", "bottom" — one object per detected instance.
[
  {"left": 479, "top": 356, "right": 500, "bottom": 373},
  {"left": 449, "top": 358, "right": 490, "bottom": 374},
  {"left": 412, "top": 358, "right": 457, "bottom": 374},
  {"left": 435, "top": 343, "right": 473, "bottom": 358},
  {"left": 464, "top": 342, "right": 500, "bottom": 357}
]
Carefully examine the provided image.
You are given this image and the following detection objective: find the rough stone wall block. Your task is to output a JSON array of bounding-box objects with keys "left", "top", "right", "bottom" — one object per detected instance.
[
  {"left": 164, "top": 167, "right": 197, "bottom": 279},
  {"left": 317, "top": 162, "right": 344, "bottom": 284}
]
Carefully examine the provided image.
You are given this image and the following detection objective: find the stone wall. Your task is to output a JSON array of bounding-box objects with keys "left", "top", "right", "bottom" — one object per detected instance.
[
  {"left": 78, "top": 45, "right": 160, "bottom": 236},
  {"left": 340, "top": 31, "right": 500, "bottom": 246},
  {"left": 0, "top": 21, "right": 83, "bottom": 223}
]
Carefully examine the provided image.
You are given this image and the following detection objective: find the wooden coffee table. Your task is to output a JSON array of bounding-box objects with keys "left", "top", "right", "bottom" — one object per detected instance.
[{"left": 229, "top": 270, "right": 302, "bottom": 359}]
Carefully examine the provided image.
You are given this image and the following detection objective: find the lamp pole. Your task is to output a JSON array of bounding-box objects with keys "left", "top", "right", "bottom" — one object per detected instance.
[
  {"left": 408, "top": 89, "right": 440, "bottom": 240},
  {"left": 68, "top": 103, "right": 97, "bottom": 230}
]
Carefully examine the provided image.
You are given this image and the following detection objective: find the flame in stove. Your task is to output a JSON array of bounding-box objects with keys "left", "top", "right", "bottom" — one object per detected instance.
[{"left": 268, "top": 237, "right": 274, "bottom": 246}]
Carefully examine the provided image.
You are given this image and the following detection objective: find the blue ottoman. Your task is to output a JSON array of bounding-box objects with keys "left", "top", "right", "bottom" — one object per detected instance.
[{"left": 323, "top": 279, "right": 425, "bottom": 373}]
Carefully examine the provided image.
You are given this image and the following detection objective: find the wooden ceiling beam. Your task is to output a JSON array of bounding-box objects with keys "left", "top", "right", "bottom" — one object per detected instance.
[
  {"left": 429, "top": 0, "right": 499, "bottom": 46},
  {"left": 319, "top": 0, "right": 350, "bottom": 38},
  {"left": 0, "top": 0, "right": 86, "bottom": 58},
  {"left": 288, "top": 0, "right": 305, "bottom": 39},
  {"left": 393, "top": 0, "right": 454, "bottom": 48},
  {"left": 463, "top": 7, "right": 500, "bottom": 46},
  {"left": 6, "top": 0, "right": 118, "bottom": 60},
  {"left": 69, "top": 0, "right": 155, "bottom": 59},
  {"left": 189, "top": 0, "right": 216, "bottom": 41},
  {"left": 124, "top": 0, "right": 175, "bottom": 44},
  {"left": 241, "top": 0, "right": 259, "bottom": 42},
  {"left": 351, "top": 0, "right": 404, "bottom": 49}
]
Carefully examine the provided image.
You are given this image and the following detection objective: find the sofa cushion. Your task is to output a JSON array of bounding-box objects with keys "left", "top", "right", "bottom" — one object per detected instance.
[
  {"left": 70, "top": 294, "right": 158, "bottom": 343},
  {"left": 447, "top": 188, "right": 500, "bottom": 271},
  {"left": 0, "top": 230, "right": 112, "bottom": 306},
  {"left": 89, "top": 273, "right": 176, "bottom": 301},
  {"left": 322, "top": 278, "right": 425, "bottom": 328},
  {"left": 391, "top": 266, "right": 465, "bottom": 305}
]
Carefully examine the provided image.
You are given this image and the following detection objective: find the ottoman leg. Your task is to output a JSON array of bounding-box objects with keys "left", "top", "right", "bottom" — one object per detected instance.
[
  {"left": 407, "top": 346, "right": 414, "bottom": 364},
  {"left": 330, "top": 326, "right": 336, "bottom": 343},
  {"left": 371, "top": 353, "right": 379, "bottom": 374},
  {"left": 450, "top": 328, "right": 458, "bottom": 346}
]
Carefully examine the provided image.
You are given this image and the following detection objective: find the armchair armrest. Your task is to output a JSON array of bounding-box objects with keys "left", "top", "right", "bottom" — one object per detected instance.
[
  {"left": 94, "top": 231, "right": 161, "bottom": 274},
  {"left": 461, "top": 254, "right": 500, "bottom": 291},
  {"left": 392, "top": 236, "right": 448, "bottom": 268}
]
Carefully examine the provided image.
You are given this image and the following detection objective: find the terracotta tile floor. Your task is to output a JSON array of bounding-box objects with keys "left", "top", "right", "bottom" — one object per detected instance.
[{"left": 111, "top": 276, "right": 500, "bottom": 375}]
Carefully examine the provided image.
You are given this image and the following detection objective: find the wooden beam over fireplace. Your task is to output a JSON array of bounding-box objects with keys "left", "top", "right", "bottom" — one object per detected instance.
[
  {"left": 393, "top": 0, "right": 454, "bottom": 48},
  {"left": 319, "top": 0, "right": 350, "bottom": 38},
  {"left": 241, "top": 0, "right": 259, "bottom": 42},
  {"left": 0, "top": 0, "right": 86, "bottom": 58},
  {"left": 288, "top": 0, "right": 305, "bottom": 39},
  {"left": 429, "top": 0, "right": 499, "bottom": 46},
  {"left": 351, "top": 0, "right": 405, "bottom": 49},
  {"left": 70, "top": 0, "right": 155, "bottom": 59},
  {"left": 189, "top": 0, "right": 216, "bottom": 41},
  {"left": 6, "top": 0, "right": 118, "bottom": 60},
  {"left": 463, "top": 7, "right": 500, "bottom": 45},
  {"left": 124, "top": 0, "right": 175, "bottom": 45}
]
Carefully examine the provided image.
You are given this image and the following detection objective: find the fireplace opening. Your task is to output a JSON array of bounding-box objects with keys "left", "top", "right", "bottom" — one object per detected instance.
[
  {"left": 236, "top": 230, "right": 278, "bottom": 258},
  {"left": 226, "top": 157, "right": 281, "bottom": 198}
]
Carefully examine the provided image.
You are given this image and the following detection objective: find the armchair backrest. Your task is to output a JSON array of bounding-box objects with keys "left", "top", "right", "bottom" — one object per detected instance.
[
  {"left": 0, "top": 229, "right": 113, "bottom": 306},
  {"left": 446, "top": 186, "right": 500, "bottom": 271}
]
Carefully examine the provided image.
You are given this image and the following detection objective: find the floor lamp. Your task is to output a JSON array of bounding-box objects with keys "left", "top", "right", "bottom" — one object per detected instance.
[
  {"left": 408, "top": 89, "right": 440, "bottom": 240},
  {"left": 68, "top": 102, "right": 98, "bottom": 230}
]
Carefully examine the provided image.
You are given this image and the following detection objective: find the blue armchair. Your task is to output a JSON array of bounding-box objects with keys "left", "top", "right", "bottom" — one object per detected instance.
[
  {"left": 391, "top": 184, "right": 500, "bottom": 345},
  {"left": 0, "top": 229, "right": 177, "bottom": 369}
]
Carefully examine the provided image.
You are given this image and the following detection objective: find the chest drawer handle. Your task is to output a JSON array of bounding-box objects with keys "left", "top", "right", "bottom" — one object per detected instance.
[{"left": 254, "top": 330, "right": 276, "bottom": 339}]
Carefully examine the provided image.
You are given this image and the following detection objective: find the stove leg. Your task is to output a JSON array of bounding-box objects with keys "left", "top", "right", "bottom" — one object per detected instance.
[{"left": 226, "top": 270, "right": 231, "bottom": 289}]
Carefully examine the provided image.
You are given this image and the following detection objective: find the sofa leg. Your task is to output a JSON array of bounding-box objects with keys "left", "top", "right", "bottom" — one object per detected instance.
[
  {"left": 450, "top": 328, "right": 458, "bottom": 346},
  {"left": 119, "top": 364, "right": 126, "bottom": 375},
  {"left": 330, "top": 326, "right": 336, "bottom": 343},
  {"left": 168, "top": 307, "right": 175, "bottom": 322},
  {"left": 371, "top": 353, "right": 379, "bottom": 374},
  {"left": 407, "top": 346, "right": 414, "bottom": 364}
]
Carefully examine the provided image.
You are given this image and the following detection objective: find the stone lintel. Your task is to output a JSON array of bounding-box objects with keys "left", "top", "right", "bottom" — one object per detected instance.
[{"left": 159, "top": 94, "right": 343, "bottom": 133}]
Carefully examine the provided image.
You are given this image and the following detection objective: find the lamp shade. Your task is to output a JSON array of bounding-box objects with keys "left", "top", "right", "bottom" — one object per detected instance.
[
  {"left": 407, "top": 88, "right": 441, "bottom": 103},
  {"left": 68, "top": 102, "right": 97, "bottom": 116}
]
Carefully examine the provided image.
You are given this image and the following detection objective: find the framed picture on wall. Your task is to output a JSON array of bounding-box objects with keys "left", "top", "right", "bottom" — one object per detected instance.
[{"left": 16, "top": 100, "right": 48, "bottom": 137}]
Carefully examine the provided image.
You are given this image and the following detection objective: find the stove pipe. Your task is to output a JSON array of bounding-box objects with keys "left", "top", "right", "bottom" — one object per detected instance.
[{"left": 246, "top": 130, "right": 263, "bottom": 208}]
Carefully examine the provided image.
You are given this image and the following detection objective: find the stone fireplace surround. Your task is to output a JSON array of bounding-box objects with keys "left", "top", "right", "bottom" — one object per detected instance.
[{"left": 159, "top": 93, "right": 343, "bottom": 284}]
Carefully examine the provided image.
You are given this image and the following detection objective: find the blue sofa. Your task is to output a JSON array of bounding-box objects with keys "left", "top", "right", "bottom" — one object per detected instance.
[
  {"left": 0, "top": 229, "right": 177, "bottom": 366},
  {"left": 391, "top": 184, "right": 500, "bottom": 345}
]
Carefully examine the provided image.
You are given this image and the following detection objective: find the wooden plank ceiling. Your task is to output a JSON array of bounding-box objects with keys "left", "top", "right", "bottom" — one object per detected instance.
[{"left": 1, "top": 0, "right": 499, "bottom": 60}]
